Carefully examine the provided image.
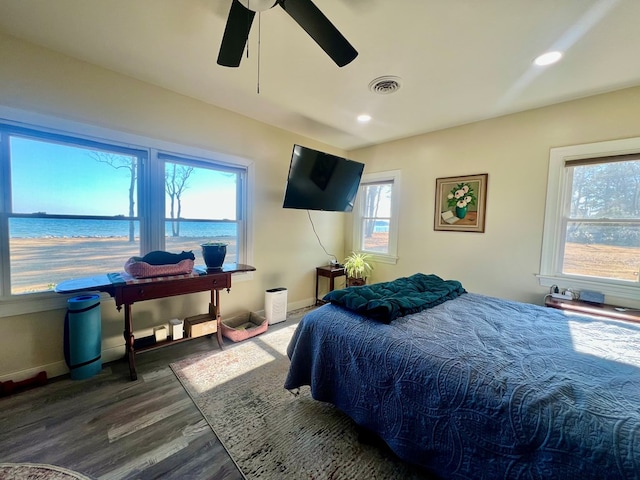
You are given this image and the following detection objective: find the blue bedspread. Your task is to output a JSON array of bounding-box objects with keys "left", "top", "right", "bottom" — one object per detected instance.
[{"left": 285, "top": 293, "right": 640, "bottom": 479}]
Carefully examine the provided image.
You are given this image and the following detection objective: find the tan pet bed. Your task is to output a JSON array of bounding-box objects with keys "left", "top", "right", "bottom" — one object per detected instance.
[
  {"left": 124, "top": 257, "right": 194, "bottom": 278},
  {"left": 221, "top": 311, "right": 268, "bottom": 342}
]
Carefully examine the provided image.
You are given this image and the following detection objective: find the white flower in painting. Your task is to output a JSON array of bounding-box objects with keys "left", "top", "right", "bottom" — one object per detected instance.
[{"left": 447, "top": 182, "right": 477, "bottom": 211}]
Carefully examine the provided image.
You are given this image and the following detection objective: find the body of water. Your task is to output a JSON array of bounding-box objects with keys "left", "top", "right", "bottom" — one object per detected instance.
[{"left": 10, "top": 217, "right": 236, "bottom": 238}]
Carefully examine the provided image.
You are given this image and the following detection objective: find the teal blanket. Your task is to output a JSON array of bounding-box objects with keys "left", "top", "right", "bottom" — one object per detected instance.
[{"left": 323, "top": 273, "right": 466, "bottom": 323}]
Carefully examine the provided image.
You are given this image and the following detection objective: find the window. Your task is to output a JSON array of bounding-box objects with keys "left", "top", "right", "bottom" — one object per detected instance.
[
  {"left": 0, "top": 118, "right": 251, "bottom": 311},
  {"left": 539, "top": 138, "right": 640, "bottom": 300},
  {"left": 352, "top": 170, "right": 400, "bottom": 264},
  {"left": 160, "top": 153, "right": 245, "bottom": 266},
  {"left": 5, "top": 132, "right": 144, "bottom": 295}
]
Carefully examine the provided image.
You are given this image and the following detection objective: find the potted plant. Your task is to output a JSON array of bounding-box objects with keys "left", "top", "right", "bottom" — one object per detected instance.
[
  {"left": 343, "top": 252, "right": 373, "bottom": 287},
  {"left": 201, "top": 242, "right": 227, "bottom": 270}
]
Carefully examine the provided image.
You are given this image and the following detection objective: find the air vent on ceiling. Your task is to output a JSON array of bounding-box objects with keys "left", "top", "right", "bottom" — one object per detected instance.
[{"left": 369, "top": 76, "right": 402, "bottom": 95}]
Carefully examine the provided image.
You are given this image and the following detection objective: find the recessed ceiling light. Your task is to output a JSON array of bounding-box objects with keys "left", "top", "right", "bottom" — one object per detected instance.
[
  {"left": 357, "top": 114, "right": 372, "bottom": 123},
  {"left": 533, "top": 51, "right": 563, "bottom": 66}
]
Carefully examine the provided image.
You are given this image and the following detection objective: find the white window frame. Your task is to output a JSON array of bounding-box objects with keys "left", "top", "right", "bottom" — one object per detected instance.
[
  {"left": 538, "top": 137, "right": 640, "bottom": 301},
  {"left": 0, "top": 106, "right": 254, "bottom": 318},
  {"left": 352, "top": 170, "right": 400, "bottom": 264}
]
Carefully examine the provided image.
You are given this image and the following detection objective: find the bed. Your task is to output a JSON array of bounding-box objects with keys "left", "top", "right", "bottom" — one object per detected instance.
[{"left": 284, "top": 274, "right": 640, "bottom": 479}]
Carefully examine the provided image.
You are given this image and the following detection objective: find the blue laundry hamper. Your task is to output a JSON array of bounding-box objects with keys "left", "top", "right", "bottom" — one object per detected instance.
[{"left": 64, "top": 294, "right": 102, "bottom": 380}]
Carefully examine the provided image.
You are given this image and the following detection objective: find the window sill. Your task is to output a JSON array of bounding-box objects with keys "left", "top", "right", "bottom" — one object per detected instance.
[
  {"left": 537, "top": 274, "right": 639, "bottom": 303},
  {"left": 364, "top": 252, "right": 398, "bottom": 265},
  {"left": 0, "top": 291, "right": 109, "bottom": 318},
  {"left": 544, "top": 296, "right": 640, "bottom": 323}
]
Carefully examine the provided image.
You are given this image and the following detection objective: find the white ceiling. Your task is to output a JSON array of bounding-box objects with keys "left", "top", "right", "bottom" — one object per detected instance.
[{"left": 1, "top": 0, "right": 639, "bottom": 150}]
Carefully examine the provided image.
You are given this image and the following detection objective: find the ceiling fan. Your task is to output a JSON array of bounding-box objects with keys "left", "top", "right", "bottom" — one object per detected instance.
[{"left": 217, "top": 0, "right": 358, "bottom": 68}]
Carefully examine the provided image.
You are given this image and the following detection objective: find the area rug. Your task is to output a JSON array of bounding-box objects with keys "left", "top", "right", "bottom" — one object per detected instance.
[
  {"left": 170, "top": 319, "right": 434, "bottom": 480},
  {"left": 0, "top": 463, "right": 93, "bottom": 480}
]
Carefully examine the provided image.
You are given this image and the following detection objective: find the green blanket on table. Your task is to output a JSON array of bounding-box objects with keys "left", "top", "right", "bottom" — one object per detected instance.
[{"left": 323, "top": 273, "right": 466, "bottom": 324}]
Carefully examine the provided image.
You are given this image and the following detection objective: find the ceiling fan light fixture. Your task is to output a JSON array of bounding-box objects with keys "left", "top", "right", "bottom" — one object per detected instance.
[
  {"left": 238, "top": 0, "right": 277, "bottom": 12},
  {"left": 369, "top": 76, "right": 402, "bottom": 95}
]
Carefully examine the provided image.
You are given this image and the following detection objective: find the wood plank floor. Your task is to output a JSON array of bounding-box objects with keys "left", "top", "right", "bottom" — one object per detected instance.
[{"left": 0, "top": 335, "right": 247, "bottom": 480}]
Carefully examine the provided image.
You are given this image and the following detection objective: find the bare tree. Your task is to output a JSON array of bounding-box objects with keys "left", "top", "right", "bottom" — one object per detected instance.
[
  {"left": 364, "top": 185, "right": 381, "bottom": 239},
  {"left": 90, "top": 152, "right": 137, "bottom": 242},
  {"left": 166, "top": 164, "right": 194, "bottom": 236},
  {"left": 364, "top": 184, "right": 391, "bottom": 239}
]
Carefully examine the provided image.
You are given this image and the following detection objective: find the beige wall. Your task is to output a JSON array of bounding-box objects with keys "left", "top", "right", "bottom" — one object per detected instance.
[
  {"left": 1, "top": 31, "right": 639, "bottom": 383},
  {"left": 0, "top": 33, "right": 346, "bottom": 381},
  {"left": 348, "top": 86, "right": 640, "bottom": 308}
]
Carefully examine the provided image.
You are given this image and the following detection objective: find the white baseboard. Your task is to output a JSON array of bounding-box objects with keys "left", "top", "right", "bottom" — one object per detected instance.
[
  {"left": 0, "top": 360, "right": 69, "bottom": 384},
  {"left": 102, "top": 344, "right": 126, "bottom": 364},
  {"left": 0, "top": 300, "right": 318, "bottom": 384},
  {"left": 254, "top": 297, "right": 315, "bottom": 319},
  {"left": 289, "top": 297, "right": 316, "bottom": 312},
  {"left": 0, "top": 344, "right": 125, "bottom": 384}
]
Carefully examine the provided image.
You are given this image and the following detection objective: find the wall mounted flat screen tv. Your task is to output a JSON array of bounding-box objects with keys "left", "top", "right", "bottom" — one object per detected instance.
[{"left": 282, "top": 144, "right": 365, "bottom": 212}]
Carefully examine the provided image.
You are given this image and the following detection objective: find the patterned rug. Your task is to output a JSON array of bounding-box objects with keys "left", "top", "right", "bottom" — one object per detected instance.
[
  {"left": 0, "top": 463, "right": 93, "bottom": 480},
  {"left": 170, "top": 316, "right": 433, "bottom": 480}
]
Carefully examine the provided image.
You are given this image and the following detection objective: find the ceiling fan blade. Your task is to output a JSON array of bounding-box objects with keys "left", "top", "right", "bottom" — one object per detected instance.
[
  {"left": 278, "top": 0, "right": 358, "bottom": 67},
  {"left": 217, "top": 0, "right": 256, "bottom": 67}
]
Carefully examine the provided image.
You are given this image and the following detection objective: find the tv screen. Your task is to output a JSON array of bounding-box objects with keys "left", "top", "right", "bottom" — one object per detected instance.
[{"left": 282, "top": 145, "right": 364, "bottom": 212}]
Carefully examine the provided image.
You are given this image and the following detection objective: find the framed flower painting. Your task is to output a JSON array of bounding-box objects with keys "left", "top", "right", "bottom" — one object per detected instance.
[{"left": 434, "top": 173, "right": 488, "bottom": 232}]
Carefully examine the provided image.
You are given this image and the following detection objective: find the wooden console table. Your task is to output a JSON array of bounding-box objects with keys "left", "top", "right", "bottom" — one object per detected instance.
[
  {"left": 56, "top": 263, "right": 255, "bottom": 380},
  {"left": 315, "top": 265, "right": 345, "bottom": 305},
  {"left": 545, "top": 297, "right": 640, "bottom": 324}
]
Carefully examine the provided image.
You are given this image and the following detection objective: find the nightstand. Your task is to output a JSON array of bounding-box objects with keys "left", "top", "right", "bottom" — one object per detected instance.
[{"left": 315, "top": 265, "right": 346, "bottom": 305}]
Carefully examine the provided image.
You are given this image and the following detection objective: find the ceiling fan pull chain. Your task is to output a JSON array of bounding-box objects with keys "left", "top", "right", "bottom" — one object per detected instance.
[
  {"left": 257, "top": 11, "right": 261, "bottom": 94},
  {"left": 218, "top": 0, "right": 357, "bottom": 68}
]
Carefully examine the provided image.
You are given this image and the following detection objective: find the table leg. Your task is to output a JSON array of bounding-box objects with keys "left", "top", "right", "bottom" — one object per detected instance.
[
  {"left": 213, "top": 289, "right": 224, "bottom": 350},
  {"left": 123, "top": 304, "right": 137, "bottom": 381},
  {"left": 315, "top": 272, "right": 320, "bottom": 306}
]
